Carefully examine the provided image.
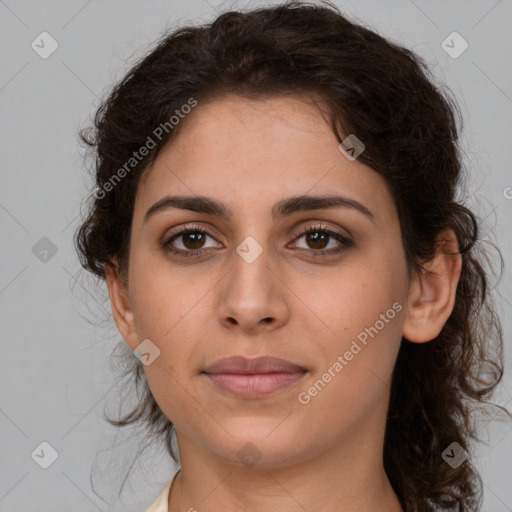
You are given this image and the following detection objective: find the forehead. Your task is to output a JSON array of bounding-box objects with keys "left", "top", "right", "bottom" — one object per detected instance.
[{"left": 134, "top": 94, "right": 397, "bottom": 226}]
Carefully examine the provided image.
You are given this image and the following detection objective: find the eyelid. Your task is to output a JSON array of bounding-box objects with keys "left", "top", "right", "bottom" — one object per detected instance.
[
  {"left": 289, "top": 221, "right": 350, "bottom": 242},
  {"left": 163, "top": 221, "right": 354, "bottom": 256},
  {"left": 163, "top": 223, "right": 221, "bottom": 242},
  {"left": 164, "top": 220, "right": 350, "bottom": 241},
  {"left": 288, "top": 222, "right": 354, "bottom": 255},
  {"left": 163, "top": 223, "right": 222, "bottom": 248}
]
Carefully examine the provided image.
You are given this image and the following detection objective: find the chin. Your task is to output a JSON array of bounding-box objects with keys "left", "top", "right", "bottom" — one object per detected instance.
[{"left": 207, "top": 426, "right": 313, "bottom": 469}]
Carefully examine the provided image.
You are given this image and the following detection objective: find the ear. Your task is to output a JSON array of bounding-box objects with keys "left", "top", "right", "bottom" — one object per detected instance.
[
  {"left": 104, "top": 256, "right": 139, "bottom": 350},
  {"left": 402, "top": 229, "right": 462, "bottom": 343}
]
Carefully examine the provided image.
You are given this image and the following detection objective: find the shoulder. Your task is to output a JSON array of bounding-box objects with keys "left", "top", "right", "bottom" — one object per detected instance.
[{"left": 145, "top": 470, "right": 180, "bottom": 512}]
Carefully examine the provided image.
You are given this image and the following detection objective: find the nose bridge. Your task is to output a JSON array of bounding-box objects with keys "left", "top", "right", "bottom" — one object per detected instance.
[
  {"left": 217, "top": 233, "right": 288, "bottom": 330},
  {"left": 229, "top": 235, "right": 273, "bottom": 302}
]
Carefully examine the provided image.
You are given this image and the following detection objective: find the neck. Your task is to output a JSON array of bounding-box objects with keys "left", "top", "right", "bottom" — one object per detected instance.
[{"left": 168, "top": 414, "right": 403, "bottom": 511}]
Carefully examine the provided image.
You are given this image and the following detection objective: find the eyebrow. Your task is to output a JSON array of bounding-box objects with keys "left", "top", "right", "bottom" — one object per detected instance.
[{"left": 143, "top": 194, "right": 376, "bottom": 224}]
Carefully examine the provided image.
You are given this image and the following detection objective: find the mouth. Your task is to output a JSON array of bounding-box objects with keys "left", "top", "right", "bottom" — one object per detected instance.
[{"left": 201, "top": 355, "right": 308, "bottom": 398}]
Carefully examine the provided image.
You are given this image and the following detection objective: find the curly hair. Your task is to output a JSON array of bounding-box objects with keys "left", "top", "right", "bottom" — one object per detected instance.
[{"left": 74, "top": 1, "right": 507, "bottom": 510}]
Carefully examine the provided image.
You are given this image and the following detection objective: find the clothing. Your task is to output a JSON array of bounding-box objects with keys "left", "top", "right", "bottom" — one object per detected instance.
[{"left": 145, "top": 470, "right": 180, "bottom": 512}]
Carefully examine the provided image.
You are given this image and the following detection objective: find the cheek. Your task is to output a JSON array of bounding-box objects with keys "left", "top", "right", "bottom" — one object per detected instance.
[
  {"left": 129, "top": 252, "right": 210, "bottom": 340},
  {"left": 143, "top": 362, "right": 212, "bottom": 436},
  {"left": 291, "top": 252, "right": 403, "bottom": 340},
  {"left": 292, "top": 251, "right": 405, "bottom": 395},
  {"left": 294, "top": 301, "right": 404, "bottom": 439}
]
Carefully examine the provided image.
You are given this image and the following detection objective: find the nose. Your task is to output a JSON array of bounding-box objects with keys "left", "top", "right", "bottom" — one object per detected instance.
[{"left": 216, "top": 246, "right": 290, "bottom": 334}]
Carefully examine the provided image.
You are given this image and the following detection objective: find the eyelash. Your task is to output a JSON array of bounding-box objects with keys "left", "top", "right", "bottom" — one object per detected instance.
[{"left": 163, "top": 223, "right": 354, "bottom": 259}]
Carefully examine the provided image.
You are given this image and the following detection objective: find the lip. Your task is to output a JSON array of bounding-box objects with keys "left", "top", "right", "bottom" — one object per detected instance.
[
  {"left": 202, "top": 356, "right": 307, "bottom": 398},
  {"left": 202, "top": 355, "right": 307, "bottom": 374}
]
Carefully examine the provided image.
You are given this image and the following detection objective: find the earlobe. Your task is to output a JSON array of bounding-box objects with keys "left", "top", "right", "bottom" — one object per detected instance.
[
  {"left": 402, "top": 229, "right": 462, "bottom": 344},
  {"left": 104, "top": 257, "right": 138, "bottom": 350}
]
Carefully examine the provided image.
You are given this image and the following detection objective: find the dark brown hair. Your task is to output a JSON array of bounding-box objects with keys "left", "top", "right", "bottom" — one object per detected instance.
[{"left": 74, "top": 2, "right": 508, "bottom": 510}]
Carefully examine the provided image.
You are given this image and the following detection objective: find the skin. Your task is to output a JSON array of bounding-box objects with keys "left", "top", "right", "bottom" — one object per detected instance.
[{"left": 105, "top": 93, "right": 462, "bottom": 512}]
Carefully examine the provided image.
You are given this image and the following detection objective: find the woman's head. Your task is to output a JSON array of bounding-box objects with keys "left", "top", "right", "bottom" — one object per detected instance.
[{"left": 75, "top": 2, "right": 504, "bottom": 510}]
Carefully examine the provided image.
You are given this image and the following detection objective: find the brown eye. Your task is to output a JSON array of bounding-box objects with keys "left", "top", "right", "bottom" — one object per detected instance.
[
  {"left": 164, "top": 226, "right": 221, "bottom": 257},
  {"left": 163, "top": 223, "right": 354, "bottom": 259},
  {"left": 179, "top": 231, "right": 207, "bottom": 250},
  {"left": 303, "top": 230, "right": 330, "bottom": 250},
  {"left": 292, "top": 224, "right": 354, "bottom": 256}
]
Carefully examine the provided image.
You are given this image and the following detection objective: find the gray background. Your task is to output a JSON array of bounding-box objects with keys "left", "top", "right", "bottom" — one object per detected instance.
[{"left": 1, "top": 0, "right": 511, "bottom": 510}]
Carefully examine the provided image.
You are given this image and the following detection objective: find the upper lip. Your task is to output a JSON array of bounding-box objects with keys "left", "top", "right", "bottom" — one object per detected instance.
[{"left": 202, "top": 356, "right": 307, "bottom": 374}]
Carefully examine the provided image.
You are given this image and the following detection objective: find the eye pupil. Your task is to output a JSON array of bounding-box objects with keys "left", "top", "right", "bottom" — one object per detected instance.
[
  {"left": 184, "top": 232, "right": 205, "bottom": 249},
  {"left": 307, "top": 231, "right": 328, "bottom": 249}
]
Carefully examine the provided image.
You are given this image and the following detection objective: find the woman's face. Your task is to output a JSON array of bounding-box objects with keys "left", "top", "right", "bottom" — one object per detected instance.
[{"left": 111, "top": 93, "right": 411, "bottom": 468}]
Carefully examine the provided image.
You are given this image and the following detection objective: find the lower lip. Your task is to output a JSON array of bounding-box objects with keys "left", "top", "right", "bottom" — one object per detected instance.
[{"left": 203, "top": 371, "right": 306, "bottom": 398}]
